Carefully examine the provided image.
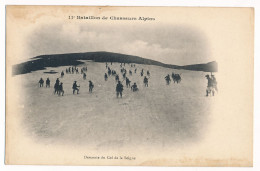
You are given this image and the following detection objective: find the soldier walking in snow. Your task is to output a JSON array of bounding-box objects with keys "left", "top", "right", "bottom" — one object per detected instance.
[
  {"left": 72, "top": 81, "right": 80, "bottom": 94},
  {"left": 46, "top": 78, "right": 50, "bottom": 88},
  {"left": 165, "top": 74, "right": 171, "bottom": 85},
  {"left": 116, "top": 81, "right": 124, "bottom": 98},
  {"left": 61, "top": 71, "right": 64, "bottom": 78},
  {"left": 131, "top": 83, "right": 138, "bottom": 92},
  {"left": 58, "top": 82, "right": 64, "bottom": 96},
  {"left": 89, "top": 81, "right": 94, "bottom": 93},
  {"left": 126, "top": 77, "right": 131, "bottom": 88},
  {"left": 54, "top": 78, "right": 60, "bottom": 94},
  {"left": 83, "top": 73, "right": 87, "bottom": 80},
  {"left": 104, "top": 73, "right": 108, "bottom": 81},
  {"left": 115, "top": 74, "right": 119, "bottom": 82},
  {"left": 38, "top": 78, "right": 44, "bottom": 87},
  {"left": 143, "top": 76, "right": 149, "bottom": 87}
]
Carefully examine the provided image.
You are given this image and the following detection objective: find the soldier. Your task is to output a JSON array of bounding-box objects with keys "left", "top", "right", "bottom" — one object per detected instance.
[
  {"left": 46, "top": 78, "right": 50, "bottom": 88},
  {"left": 143, "top": 76, "right": 149, "bottom": 87},
  {"left": 131, "top": 83, "right": 138, "bottom": 92},
  {"left": 115, "top": 74, "right": 119, "bottom": 82},
  {"left": 104, "top": 73, "right": 108, "bottom": 81},
  {"left": 54, "top": 78, "right": 60, "bottom": 94},
  {"left": 61, "top": 71, "right": 64, "bottom": 78},
  {"left": 147, "top": 70, "right": 150, "bottom": 76},
  {"left": 140, "top": 69, "right": 144, "bottom": 77},
  {"left": 126, "top": 77, "right": 131, "bottom": 88},
  {"left": 135, "top": 68, "right": 137, "bottom": 73},
  {"left": 89, "top": 81, "right": 94, "bottom": 93},
  {"left": 211, "top": 75, "right": 218, "bottom": 92},
  {"left": 116, "top": 81, "right": 124, "bottom": 98},
  {"left": 165, "top": 74, "right": 171, "bottom": 85},
  {"left": 129, "top": 70, "right": 132, "bottom": 75},
  {"left": 83, "top": 73, "right": 87, "bottom": 80},
  {"left": 38, "top": 78, "right": 44, "bottom": 87},
  {"left": 58, "top": 82, "right": 64, "bottom": 96},
  {"left": 123, "top": 72, "right": 126, "bottom": 79},
  {"left": 72, "top": 81, "right": 80, "bottom": 94}
]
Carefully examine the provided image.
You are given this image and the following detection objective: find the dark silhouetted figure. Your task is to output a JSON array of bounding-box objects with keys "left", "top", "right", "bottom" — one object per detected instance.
[
  {"left": 39, "top": 78, "right": 44, "bottom": 87},
  {"left": 165, "top": 74, "right": 171, "bottom": 85},
  {"left": 104, "top": 73, "right": 108, "bottom": 81},
  {"left": 143, "top": 76, "right": 149, "bottom": 87},
  {"left": 46, "top": 78, "right": 50, "bottom": 88},
  {"left": 58, "top": 82, "right": 64, "bottom": 96},
  {"left": 135, "top": 68, "right": 137, "bottom": 73},
  {"left": 72, "top": 81, "right": 80, "bottom": 94},
  {"left": 147, "top": 70, "right": 150, "bottom": 76},
  {"left": 89, "top": 81, "right": 94, "bottom": 93},
  {"left": 115, "top": 74, "right": 119, "bottom": 82},
  {"left": 126, "top": 77, "right": 131, "bottom": 88},
  {"left": 83, "top": 73, "right": 87, "bottom": 80},
  {"left": 131, "top": 83, "right": 138, "bottom": 92},
  {"left": 54, "top": 79, "right": 59, "bottom": 94},
  {"left": 123, "top": 72, "right": 126, "bottom": 79},
  {"left": 61, "top": 71, "right": 64, "bottom": 78},
  {"left": 116, "top": 81, "right": 124, "bottom": 98},
  {"left": 129, "top": 70, "right": 132, "bottom": 75}
]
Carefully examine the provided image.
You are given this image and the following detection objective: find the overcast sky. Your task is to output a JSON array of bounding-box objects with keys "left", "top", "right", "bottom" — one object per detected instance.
[{"left": 27, "top": 22, "right": 211, "bottom": 65}]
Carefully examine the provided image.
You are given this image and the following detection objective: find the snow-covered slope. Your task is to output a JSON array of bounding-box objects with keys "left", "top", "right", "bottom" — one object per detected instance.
[{"left": 16, "top": 61, "right": 214, "bottom": 149}]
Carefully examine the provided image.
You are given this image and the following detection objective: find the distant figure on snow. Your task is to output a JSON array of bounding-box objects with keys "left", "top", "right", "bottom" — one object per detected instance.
[
  {"left": 147, "top": 70, "right": 150, "bottom": 76},
  {"left": 205, "top": 74, "right": 216, "bottom": 96},
  {"left": 165, "top": 74, "right": 171, "bottom": 85},
  {"left": 116, "top": 81, "right": 124, "bottom": 98},
  {"left": 104, "top": 73, "right": 108, "bottom": 81},
  {"left": 89, "top": 81, "right": 94, "bottom": 93},
  {"left": 61, "top": 71, "right": 64, "bottom": 78},
  {"left": 58, "top": 82, "right": 64, "bottom": 96},
  {"left": 39, "top": 78, "right": 44, "bottom": 87},
  {"left": 54, "top": 78, "right": 60, "bottom": 94},
  {"left": 115, "top": 74, "right": 119, "bottom": 82},
  {"left": 126, "top": 77, "right": 131, "bottom": 88},
  {"left": 46, "top": 78, "right": 50, "bottom": 88},
  {"left": 72, "top": 81, "right": 80, "bottom": 94},
  {"left": 83, "top": 73, "right": 87, "bottom": 80},
  {"left": 143, "top": 76, "right": 149, "bottom": 87},
  {"left": 131, "top": 83, "right": 138, "bottom": 92}
]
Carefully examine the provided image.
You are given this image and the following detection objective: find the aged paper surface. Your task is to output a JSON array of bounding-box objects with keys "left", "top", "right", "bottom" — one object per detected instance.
[{"left": 5, "top": 6, "right": 253, "bottom": 166}]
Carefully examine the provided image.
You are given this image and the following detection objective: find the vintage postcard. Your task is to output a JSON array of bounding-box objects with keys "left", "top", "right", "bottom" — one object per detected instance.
[{"left": 5, "top": 6, "right": 254, "bottom": 166}]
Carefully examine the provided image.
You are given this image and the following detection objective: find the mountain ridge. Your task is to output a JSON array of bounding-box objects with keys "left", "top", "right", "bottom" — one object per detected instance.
[{"left": 12, "top": 51, "right": 218, "bottom": 75}]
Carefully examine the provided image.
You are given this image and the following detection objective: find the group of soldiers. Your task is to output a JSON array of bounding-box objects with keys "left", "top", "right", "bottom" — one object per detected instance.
[
  {"left": 164, "top": 72, "right": 182, "bottom": 85},
  {"left": 104, "top": 62, "right": 151, "bottom": 98},
  {"left": 38, "top": 65, "right": 94, "bottom": 96},
  {"left": 38, "top": 62, "right": 218, "bottom": 98}
]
